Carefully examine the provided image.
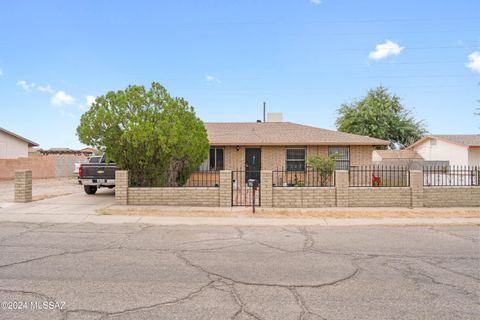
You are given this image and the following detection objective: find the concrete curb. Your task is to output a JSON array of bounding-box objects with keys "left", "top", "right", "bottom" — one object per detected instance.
[{"left": 0, "top": 212, "right": 479, "bottom": 226}]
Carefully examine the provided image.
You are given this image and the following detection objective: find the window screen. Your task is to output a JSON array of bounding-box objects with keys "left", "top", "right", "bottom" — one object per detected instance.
[
  {"left": 286, "top": 148, "right": 306, "bottom": 171},
  {"left": 328, "top": 147, "right": 350, "bottom": 170}
]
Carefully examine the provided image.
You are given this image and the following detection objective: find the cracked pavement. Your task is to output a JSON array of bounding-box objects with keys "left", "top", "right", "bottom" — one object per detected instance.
[{"left": 0, "top": 222, "right": 478, "bottom": 320}]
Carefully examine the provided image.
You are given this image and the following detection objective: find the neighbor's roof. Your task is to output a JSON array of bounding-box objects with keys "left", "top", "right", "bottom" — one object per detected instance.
[
  {"left": 374, "top": 149, "right": 424, "bottom": 160},
  {"left": 408, "top": 134, "right": 480, "bottom": 149},
  {"left": 204, "top": 122, "right": 390, "bottom": 146},
  {"left": 0, "top": 127, "right": 39, "bottom": 147}
]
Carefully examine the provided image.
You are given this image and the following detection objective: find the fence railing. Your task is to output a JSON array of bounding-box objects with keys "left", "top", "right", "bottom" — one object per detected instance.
[
  {"left": 423, "top": 166, "right": 479, "bottom": 186},
  {"left": 129, "top": 170, "right": 220, "bottom": 188},
  {"left": 349, "top": 166, "right": 410, "bottom": 187},
  {"left": 272, "top": 168, "right": 335, "bottom": 187}
]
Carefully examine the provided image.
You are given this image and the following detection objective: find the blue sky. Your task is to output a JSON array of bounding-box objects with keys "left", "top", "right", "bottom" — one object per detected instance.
[{"left": 1, "top": 0, "right": 479, "bottom": 149}]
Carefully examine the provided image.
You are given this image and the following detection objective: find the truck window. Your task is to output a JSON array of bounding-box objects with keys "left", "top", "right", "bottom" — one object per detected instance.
[{"left": 89, "top": 156, "right": 101, "bottom": 164}]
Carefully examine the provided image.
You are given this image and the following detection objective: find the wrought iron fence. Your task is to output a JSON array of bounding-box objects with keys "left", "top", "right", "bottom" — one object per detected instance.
[
  {"left": 423, "top": 165, "right": 479, "bottom": 186},
  {"left": 129, "top": 170, "right": 220, "bottom": 187},
  {"left": 272, "top": 168, "right": 335, "bottom": 187},
  {"left": 231, "top": 170, "right": 261, "bottom": 206},
  {"left": 349, "top": 165, "right": 410, "bottom": 187}
]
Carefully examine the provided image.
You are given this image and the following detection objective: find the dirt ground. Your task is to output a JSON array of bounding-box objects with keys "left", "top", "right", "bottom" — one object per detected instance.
[{"left": 0, "top": 177, "right": 82, "bottom": 203}]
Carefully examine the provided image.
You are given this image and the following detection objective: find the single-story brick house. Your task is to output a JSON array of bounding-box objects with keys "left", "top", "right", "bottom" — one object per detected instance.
[{"left": 198, "top": 121, "right": 389, "bottom": 181}]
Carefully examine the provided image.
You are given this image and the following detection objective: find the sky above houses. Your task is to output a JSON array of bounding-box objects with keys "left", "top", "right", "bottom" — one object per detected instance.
[{"left": 0, "top": 0, "right": 479, "bottom": 149}]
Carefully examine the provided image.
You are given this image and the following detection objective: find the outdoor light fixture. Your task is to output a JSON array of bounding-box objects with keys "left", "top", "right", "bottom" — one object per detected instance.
[{"left": 236, "top": 146, "right": 240, "bottom": 151}]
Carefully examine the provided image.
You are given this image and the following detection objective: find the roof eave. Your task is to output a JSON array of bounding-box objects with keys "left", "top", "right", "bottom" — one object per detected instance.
[{"left": 209, "top": 141, "right": 389, "bottom": 146}]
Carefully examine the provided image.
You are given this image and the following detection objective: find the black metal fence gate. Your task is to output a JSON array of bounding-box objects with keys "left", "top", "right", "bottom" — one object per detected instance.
[{"left": 231, "top": 170, "right": 261, "bottom": 207}]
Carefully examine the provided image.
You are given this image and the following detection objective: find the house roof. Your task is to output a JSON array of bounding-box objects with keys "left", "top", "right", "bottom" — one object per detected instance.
[
  {"left": 204, "top": 122, "right": 390, "bottom": 146},
  {"left": 408, "top": 134, "right": 480, "bottom": 149},
  {"left": 0, "top": 127, "right": 39, "bottom": 147},
  {"left": 374, "top": 149, "right": 424, "bottom": 160}
]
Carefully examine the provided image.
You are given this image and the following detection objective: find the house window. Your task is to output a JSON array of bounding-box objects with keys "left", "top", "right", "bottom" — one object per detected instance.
[
  {"left": 199, "top": 148, "right": 224, "bottom": 171},
  {"left": 286, "top": 148, "right": 306, "bottom": 171},
  {"left": 328, "top": 147, "right": 350, "bottom": 170}
]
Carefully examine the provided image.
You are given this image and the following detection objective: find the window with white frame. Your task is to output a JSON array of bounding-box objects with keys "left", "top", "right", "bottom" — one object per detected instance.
[
  {"left": 198, "top": 148, "right": 224, "bottom": 171},
  {"left": 286, "top": 148, "right": 306, "bottom": 171},
  {"left": 328, "top": 147, "right": 350, "bottom": 170}
]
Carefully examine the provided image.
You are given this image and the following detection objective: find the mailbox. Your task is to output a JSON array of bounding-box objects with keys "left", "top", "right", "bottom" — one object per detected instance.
[{"left": 247, "top": 179, "right": 259, "bottom": 188}]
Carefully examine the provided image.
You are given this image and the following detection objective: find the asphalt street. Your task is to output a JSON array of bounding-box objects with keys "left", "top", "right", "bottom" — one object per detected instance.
[{"left": 0, "top": 222, "right": 478, "bottom": 320}]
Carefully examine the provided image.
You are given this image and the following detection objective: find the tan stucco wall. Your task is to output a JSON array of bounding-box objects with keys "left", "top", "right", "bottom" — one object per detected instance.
[
  {"left": 413, "top": 139, "right": 468, "bottom": 166},
  {"left": 219, "top": 145, "right": 373, "bottom": 170},
  {"left": 468, "top": 148, "right": 480, "bottom": 166},
  {"left": 0, "top": 131, "right": 30, "bottom": 159}
]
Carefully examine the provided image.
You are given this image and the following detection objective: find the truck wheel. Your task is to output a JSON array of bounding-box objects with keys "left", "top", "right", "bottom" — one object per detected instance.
[{"left": 84, "top": 186, "right": 98, "bottom": 195}]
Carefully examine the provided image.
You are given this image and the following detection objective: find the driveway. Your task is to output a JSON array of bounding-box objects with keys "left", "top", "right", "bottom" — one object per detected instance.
[
  {"left": 0, "top": 177, "right": 86, "bottom": 204},
  {"left": 0, "top": 223, "right": 478, "bottom": 319},
  {"left": 0, "top": 177, "right": 115, "bottom": 215}
]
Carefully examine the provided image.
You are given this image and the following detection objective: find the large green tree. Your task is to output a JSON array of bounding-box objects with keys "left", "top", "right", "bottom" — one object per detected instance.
[
  {"left": 77, "top": 82, "right": 209, "bottom": 187},
  {"left": 335, "top": 86, "right": 427, "bottom": 148}
]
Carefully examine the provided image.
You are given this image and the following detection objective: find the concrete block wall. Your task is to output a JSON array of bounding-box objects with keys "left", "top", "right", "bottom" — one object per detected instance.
[
  {"left": 423, "top": 187, "right": 480, "bottom": 207},
  {"left": 410, "top": 170, "right": 423, "bottom": 208},
  {"left": 115, "top": 170, "right": 128, "bottom": 205},
  {"left": 128, "top": 187, "right": 220, "bottom": 206},
  {"left": 348, "top": 187, "right": 411, "bottom": 207},
  {"left": 261, "top": 170, "right": 273, "bottom": 207},
  {"left": 335, "top": 170, "right": 349, "bottom": 207},
  {"left": 272, "top": 187, "right": 336, "bottom": 207},
  {"left": 116, "top": 169, "right": 480, "bottom": 208},
  {"left": 55, "top": 155, "right": 88, "bottom": 177},
  {"left": 219, "top": 170, "right": 232, "bottom": 207},
  {"left": 14, "top": 170, "right": 32, "bottom": 203}
]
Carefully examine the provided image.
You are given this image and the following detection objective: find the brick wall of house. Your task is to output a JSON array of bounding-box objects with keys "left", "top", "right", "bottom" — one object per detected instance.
[
  {"left": 350, "top": 146, "right": 373, "bottom": 166},
  {"left": 423, "top": 187, "right": 480, "bottom": 207},
  {"left": 306, "top": 146, "right": 328, "bottom": 158},
  {"left": 224, "top": 146, "right": 244, "bottom": 170},
  {"left": 221, "top": 145, "right": 373, "bottom": 171},
  {"left": 128, "top": 187, "right": 220, "bottom": 206},
  {"left": 262, "top": 146, "right": 285, "bottom": 170}
]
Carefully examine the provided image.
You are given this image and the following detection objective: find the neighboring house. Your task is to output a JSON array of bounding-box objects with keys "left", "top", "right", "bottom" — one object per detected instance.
[
  {"left": 373, "top": 149, "right": 426, "bottom": 169},
  {"left": 200, "top": 120, "right": 389, "bottom": 181},
  {"left": 38, "top": 147, "right": 97, "bottom": 156},
  {"left": 0, "top": 127, "right": 39, "bottom": 159},
  {"left": 407, "top": 134, "right": 480, "bottom": 166}
]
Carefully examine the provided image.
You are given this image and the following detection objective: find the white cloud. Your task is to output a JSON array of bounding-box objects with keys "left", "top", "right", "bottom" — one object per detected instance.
[
  {"left": 0, "top": 69, "right": 3, "bottom": 76},
  {"left": 369, "top": 40, "right": 404, "bottom": 60},
  {"left": 86, "top": 95, "right": 96, "bottom": 106},
  {"left": 310, "top": 0, "right": 322, "bottom": 5},
  {"left": 51, "top": 90, "right": 75, "bottom": 106},
  {"left": 206, "top": 75, "right": 221, "bottom": 83},
  {"left": 16, "top": 80, "right": 36, "bottom": 91},
  {"left": 466, "top": 52, "right": 480, "bottom": 73},
  {"left": 79, "top": 95, "right": 96, "bottom": 110},
  {"left": 37, "top": 84, "right": 54, "bottom": 93}
]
